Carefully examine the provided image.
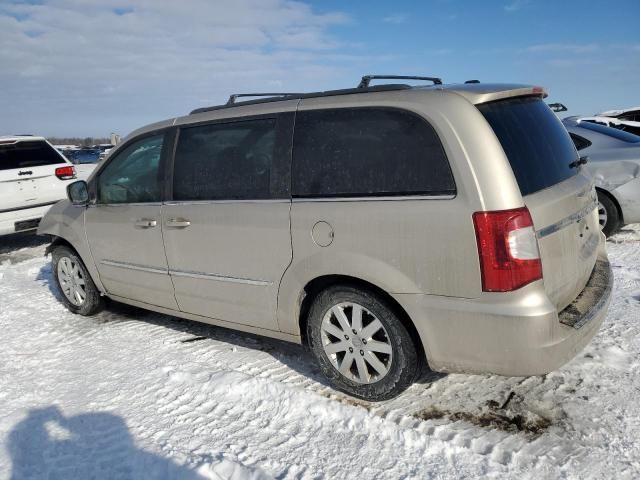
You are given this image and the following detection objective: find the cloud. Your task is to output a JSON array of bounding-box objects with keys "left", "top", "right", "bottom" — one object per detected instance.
[
  {"left": 520, "top": 42, "right": 640, "bottom": 71},
  {"left": 504, "top": 0, "right": 529, "bottom": 13},
  {"left": 612, "top": 43, "right": 640, "bottom": 53},
  {"left": 382, "top": 13, "right": 407, "bottom": 24},
  {"left": 526, "top": 43, "right": 601, "bottom": 54},
  {"left": 112, "top": 6, "right": 133, "bottom": 16},
  {"left": 545, "top": 58, "right": 601, "bottom": 68},
  {"left": 0, "top": 0, "right": 352, "bottom": 136}
]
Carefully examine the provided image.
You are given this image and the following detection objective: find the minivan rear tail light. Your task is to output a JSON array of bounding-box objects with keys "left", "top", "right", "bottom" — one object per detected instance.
[
  {"left": 472, "top": 207, "right": 542, "bottom": 292},
  {"left": 55, "top": 166, "right": 76, "bottom": 180}
]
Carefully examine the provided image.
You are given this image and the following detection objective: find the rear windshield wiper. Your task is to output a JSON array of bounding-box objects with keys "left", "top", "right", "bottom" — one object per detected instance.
[{"left": 569, "top": 156, "right": 589, "bottom": 169}]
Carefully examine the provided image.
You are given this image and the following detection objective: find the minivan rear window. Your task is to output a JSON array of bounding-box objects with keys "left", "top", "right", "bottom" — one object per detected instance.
[
  {"left": 0, "top": 140, "right": 65, "bottom": 171},
  {"left": 478, "top": 97, "right": 579, "bottom": 196}
]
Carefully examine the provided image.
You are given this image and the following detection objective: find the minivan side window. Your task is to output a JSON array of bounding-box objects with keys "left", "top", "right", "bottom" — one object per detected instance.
[
  {"left": 292, "top": 108, "right": 455, "bottom": 198},
  {"left": 97, "top": 134, "right": 164, "bottom": 204},
  {"left": 173, "top": 118, "right": 276, "bottom": 201}
]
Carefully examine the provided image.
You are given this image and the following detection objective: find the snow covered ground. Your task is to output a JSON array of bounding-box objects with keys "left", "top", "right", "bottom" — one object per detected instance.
[{"left": 1, "top": 227, "right": 639, "bottom": 479}]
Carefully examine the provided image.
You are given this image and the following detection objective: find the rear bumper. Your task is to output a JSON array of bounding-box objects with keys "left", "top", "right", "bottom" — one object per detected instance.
[
  {"left": 395, "top": 249, "right": 612, "bottom": 376},
  {"left": 0, "top": 202, "right": 58, "bottom": 236}
]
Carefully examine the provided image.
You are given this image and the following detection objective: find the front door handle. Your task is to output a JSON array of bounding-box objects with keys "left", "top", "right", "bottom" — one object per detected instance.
[
  {"left": 166, "top": 218, "right": 191, "bottom": 228},
  {"left": 134, "top": 218, "right": 157, "bottom": 229}
]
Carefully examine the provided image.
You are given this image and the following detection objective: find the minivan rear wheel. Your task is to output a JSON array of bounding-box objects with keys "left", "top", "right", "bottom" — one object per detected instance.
[
  {"left": 52, "top": 245, "right": 104, "bottom": 315},
  {"left": 597, "top": 190, "right": 620, "bottom": 237},
  {"left": 306, "top": 285, "right": 419, "bottom": 401}
]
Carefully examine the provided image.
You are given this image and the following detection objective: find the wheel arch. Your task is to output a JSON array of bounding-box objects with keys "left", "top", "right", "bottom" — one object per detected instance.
[
  {"left": 297, "top": 274, "right": 427, "bottom": 367},
  {"left": 45, "top": 235, "right": 75, "bottom": 257},
  {"left": 45, "top": 234, "right": 105, "bottom": 294}
]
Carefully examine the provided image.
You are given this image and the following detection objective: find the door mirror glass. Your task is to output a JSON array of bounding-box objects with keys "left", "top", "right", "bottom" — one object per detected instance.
[{"left": 67, "top": 180, "right": 89, "bottom": 205}]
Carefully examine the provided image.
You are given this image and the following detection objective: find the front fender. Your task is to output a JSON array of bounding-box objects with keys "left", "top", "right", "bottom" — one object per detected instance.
[{"left": 38, "top": 200, "right": 105, "bottom": 293}]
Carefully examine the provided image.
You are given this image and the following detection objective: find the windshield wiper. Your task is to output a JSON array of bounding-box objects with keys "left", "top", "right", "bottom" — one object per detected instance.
[{"left": 569, "top": 156, "right": 589, "bottom": 169}]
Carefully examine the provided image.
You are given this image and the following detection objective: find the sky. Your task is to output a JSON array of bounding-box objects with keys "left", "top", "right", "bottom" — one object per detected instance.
[{"left": 0, "top": 0, "right": 638, "bottom": 138}]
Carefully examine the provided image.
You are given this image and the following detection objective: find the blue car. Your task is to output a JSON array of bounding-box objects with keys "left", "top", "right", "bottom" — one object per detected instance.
[{"left": 66, "top": 149, "right": 101, "bottom": 164}]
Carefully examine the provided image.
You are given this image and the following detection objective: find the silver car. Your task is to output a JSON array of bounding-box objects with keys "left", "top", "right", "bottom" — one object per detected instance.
[
  {"left": 38, "top": 77, "right": 613, "bottom": 400},
  {"left": 563, "top": 117, "right": 640, "bottom": 236}
]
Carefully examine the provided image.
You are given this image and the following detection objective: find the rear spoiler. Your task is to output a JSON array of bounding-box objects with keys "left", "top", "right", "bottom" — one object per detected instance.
[{"left": 446, "top": 84, "right": 549, "bottom": 105}]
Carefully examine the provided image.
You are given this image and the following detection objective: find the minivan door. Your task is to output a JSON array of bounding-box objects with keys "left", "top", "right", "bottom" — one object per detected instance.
[
  {"left": 162, "top": 113, "right": 294, "bottom": 331},
  {"left": 85, "top": 132, "right": 179, "bottom": 310}
]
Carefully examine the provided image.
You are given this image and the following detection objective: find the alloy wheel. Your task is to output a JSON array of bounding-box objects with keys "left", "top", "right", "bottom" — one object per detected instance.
[
  {"left": 57, "top": 256, "right": 86, "bottom": 306},
  {"left": 320, "top": 302, "right": 393, "bottom": 384}
]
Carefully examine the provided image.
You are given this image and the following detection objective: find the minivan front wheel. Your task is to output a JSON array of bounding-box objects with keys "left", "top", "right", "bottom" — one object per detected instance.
[
  {"left": 52, "top": 245, "right": 104, "bottom": 315},
  {"left": 307, "top": 285, "right": 419, "bottom": 401}
]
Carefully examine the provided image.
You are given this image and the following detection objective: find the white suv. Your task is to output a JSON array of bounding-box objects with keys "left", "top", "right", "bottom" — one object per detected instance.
[{"left": 0, "top": 136, "right": 77, "bottom": 236}]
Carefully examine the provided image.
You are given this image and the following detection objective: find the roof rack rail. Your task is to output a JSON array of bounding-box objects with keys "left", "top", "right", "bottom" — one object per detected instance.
[
  {"left": 357, "top": 75, "right": 442, "bottom": 89},
  {"left": 189, "top": 77, "right": 426, "bottom": 115},
  {"left": 226, "top": 93, "right": 303, "bottom": 106}
]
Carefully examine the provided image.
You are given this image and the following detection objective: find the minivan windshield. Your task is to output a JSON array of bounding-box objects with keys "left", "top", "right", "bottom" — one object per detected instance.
[{"left": 478, "top": 96, "right": 579, "bottom": 196}]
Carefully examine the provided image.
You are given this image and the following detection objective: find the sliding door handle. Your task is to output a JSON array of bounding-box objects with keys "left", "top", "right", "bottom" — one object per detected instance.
[
  {"left": 166, "top": 218, "right": 191, "bottom": 228},
  {"left": 134, "top": 218, "right": 157, "bottom": 229}
]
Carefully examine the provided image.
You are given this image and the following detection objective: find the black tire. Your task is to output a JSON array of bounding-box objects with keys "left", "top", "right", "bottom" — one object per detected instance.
[
  {"left": 52, "top": 245, "right": 105, "bottom": 315},
  {"left": 597, "top": 191, "right": 620, "bottom": 237},
  {"left": 306, "top": 285, "right": 419, "bottom": 401}
]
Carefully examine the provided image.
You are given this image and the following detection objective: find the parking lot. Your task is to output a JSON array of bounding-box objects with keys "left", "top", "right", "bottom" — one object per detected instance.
[{"left": 0, "top": 228, "right": 639, "bottom": 479}]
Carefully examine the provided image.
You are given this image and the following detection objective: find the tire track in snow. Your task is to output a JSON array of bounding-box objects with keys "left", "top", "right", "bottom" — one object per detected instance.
[{"left": 1, "top": 228, "right": 640, "bottom": 478}]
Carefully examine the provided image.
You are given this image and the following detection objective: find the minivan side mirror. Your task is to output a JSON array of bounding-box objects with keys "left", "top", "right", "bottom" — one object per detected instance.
[{"left": 67, "top": 180, "right": 89, "bottom": 205}]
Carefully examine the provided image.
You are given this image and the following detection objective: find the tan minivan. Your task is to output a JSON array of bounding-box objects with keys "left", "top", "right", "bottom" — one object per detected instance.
[{"left": 39, "top": 76, "right": 613, "bottom": 400}]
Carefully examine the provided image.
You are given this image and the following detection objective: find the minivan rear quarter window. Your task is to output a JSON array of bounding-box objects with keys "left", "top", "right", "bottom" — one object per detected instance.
[
  {"left": 478, "top": 97, "right": 579, "bottom": 196},
  {"left": 292, "top": 108, "right": 455, "bottom": 198},
  {"left": 0, "top": 140, "right": 65, "bottom": 171}
]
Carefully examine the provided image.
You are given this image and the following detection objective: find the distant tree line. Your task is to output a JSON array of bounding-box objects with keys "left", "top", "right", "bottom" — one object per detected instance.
[{"left": 47, "top": 137, "right": 111, "bottom": 147}]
